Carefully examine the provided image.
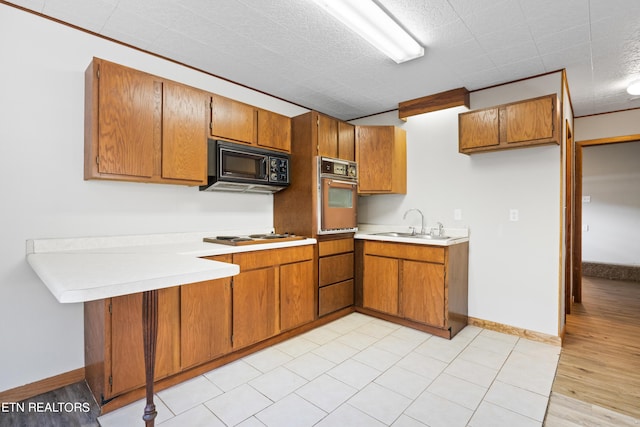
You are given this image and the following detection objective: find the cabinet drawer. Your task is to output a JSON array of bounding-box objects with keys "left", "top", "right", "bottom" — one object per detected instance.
[
  {"left": 319, "top": 253, "right": 353, "bottom": 286},
  {"left": 319, "top": 280, "right": 354, "bottom": 316},
  {"left": 318, "top": 238, "right": 354, "bottom": 256},
  {"left": 363, "top": 241, "right": 444, "bottom": 264},
  {"left": 233, "top": 245, "right": 313, "bottom": 270}
]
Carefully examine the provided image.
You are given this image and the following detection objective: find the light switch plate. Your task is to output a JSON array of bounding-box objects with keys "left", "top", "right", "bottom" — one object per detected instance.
[{"left": 454, "top": 209, "right": 462, "bottom": 221}]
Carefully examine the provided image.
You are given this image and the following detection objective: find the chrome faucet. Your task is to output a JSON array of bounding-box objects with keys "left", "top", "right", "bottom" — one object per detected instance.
[
  {"left": 432, "top": 221, "right": 444, "bottom": 237},
  {"left": 403, "top": 208, "right": 426, "bottom": 235}
]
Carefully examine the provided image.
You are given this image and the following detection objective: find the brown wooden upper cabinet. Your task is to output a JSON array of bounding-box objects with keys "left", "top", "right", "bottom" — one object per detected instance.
[
  {"left": 458, "top": 94, "right": 559, "bottom": 154},
  {"left": 318, "top": 113, "right": 355, "bottom": 160},
  {"left": 290, "top": 111, "right": 354, "bottom": 161},
  {"left": 210, "top": 94, "right": 256, "bottom": 144},
  {"left": 257, "top": 109, "right": 291, "bottom": 152},
  {"left": 84, "top": 57, "right": 208, "bottom": 185},
  {"left": 356, "top": 126, "right": 407, "bottom": 194},
  {"left": 210, "top": 93, "right": 291, "bottom": 152}
]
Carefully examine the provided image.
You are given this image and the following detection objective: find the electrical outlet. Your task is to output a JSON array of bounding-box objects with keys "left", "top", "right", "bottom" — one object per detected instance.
[
  {"left": 509, "top": 209, "right": 519, "bottom": 222},
  {"left": 454, "top": 209, "right": 462, "bottom": 221}
]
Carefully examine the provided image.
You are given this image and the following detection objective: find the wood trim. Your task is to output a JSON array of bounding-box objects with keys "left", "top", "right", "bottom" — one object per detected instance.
[
  {"left": 398, "top": 87, "right": 469, "bottom": 119},
  {"left": 355, "top": 307, "right": 452, "bottom": 339},
  {"left": 575, "top": 105, "right": 640, "bottom": 119},
  {"left": 0, "top": 368, "right": 85, "bottom": 403},
  {"left": 467, "top": 317, "right": 562, "bottom": 346},
  {"left": 0, "top": 1, "right": 312, "bottom": 115},
  {"left": 577, "top": 134, "right": 640, "bottom": 146},
  {"left": 574, "top": 144, "right": 583, "bottom": 303},
  {"left": 564, "top": 118, "right": 574, "bottom": 319}
]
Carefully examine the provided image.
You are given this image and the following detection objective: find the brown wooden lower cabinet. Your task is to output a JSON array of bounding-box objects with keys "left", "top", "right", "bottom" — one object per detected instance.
[
  {"left": 318, "top": 238, "right": 355, "bottom": 316},
  {"left": 319, "top": 279, "right": 354, "bottom": 317},
  {"left": 357, "top": 240, "right": 468, "bottom": 339},
  {"left": 84, "top": 246, "right": 315, "bottom": 407},
  {"left": 232, "top": 267, "right": 279, "bottom": 349},
  {"left": 108, "top": 287, "right": 180, "bottom": 398},
  {"left": 362, "top": 255, "right": 399, "bottom": 316},
  {"left": 180, "top": 275, "right": 232, "bottom": 370},
  {"left": 401, "top": 260, "right": 445, "bottom": 328},
  {"left": 280, "top": 259, "right": 315, "bottom": 331}
]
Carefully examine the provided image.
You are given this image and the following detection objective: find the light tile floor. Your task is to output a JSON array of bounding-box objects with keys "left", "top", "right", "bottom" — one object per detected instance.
[{"left": 98, "top": 313, "right": 560, "bottom": 427}]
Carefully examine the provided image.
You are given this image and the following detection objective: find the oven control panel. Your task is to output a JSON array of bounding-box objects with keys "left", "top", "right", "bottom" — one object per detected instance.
[{"left": 320, "top": 158, "right": 357, "bottom": 181}]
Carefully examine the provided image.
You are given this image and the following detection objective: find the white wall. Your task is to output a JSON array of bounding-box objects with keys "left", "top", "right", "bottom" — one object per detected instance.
[
  {"left": 574, "top": 109, "right": 640, "bottom": 141},
  {"left": 0, "top": 5, "right": 306, "bottom": 392},
  {"left": 354, "top": 73, "right": 563, "bottom": 337},
  {"left": 582, "top": 142, "right": 640, "bottom": 266}
]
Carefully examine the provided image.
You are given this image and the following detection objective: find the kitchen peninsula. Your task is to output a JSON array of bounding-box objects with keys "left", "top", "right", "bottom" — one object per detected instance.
[{"left": 26, "top": 232, "right": 316, "bottom": 425}]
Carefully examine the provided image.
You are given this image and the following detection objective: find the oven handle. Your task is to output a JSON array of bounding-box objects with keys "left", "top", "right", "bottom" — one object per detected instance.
[{"left": 326, "top": 179, "right": 358, "bottom": 187}]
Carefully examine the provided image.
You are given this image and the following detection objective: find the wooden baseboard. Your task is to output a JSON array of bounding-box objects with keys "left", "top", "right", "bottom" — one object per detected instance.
[
  {"left": 0, "top": 368, "right": 85, "bottom": 404},
  {"left": 355, "top": 307, "right": 453, "bottom": 339},
  {"left": 468, "top": 317, "right": 562, "bottom": 346}
]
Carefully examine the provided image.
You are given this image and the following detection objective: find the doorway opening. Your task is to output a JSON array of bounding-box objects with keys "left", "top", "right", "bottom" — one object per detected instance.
[{"left": 571, "top": 135, "right": 640, "bottom": 303}]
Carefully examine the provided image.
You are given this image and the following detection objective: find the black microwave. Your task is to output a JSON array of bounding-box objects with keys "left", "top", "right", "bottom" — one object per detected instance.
[{"left": 199, "top": 140, "right": 290, "bottom": 194}]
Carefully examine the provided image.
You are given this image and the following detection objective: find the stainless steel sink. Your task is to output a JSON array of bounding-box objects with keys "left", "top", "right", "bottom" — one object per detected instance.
[
  {"left": 411, "top": 234, "right": 452, "bottom": 240},
  {"left": 373, "top": 232, "right": 452, "bottom": 240},
  {"left": 373, "top": 232, "right": 415, "bottom": 237}
]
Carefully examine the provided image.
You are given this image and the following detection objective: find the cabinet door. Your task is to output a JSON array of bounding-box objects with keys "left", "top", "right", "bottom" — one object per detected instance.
[
  {"left": 109, "top": 287, "right": 180, "bottom": 397},
  {"left": 338, "top": 121, "right": 355, "bottom": 161},
  {"left": 162, "top": 82, "right": 207, "bottom": 183},
  {"left": 503, "top": 96, "right": 554, "bottom": 144},
  {"left": 280, "top": 260, "right": 315, "bottom": 331},
  {"left": 232, "top": 267, "right": 279, "bottom": 349},
  {"left": 357, "top": 126, "right": 406, "bottom": 194},
  {"left": 362, "top": 254, "right": 399, "bottom": 315},
  {"left": 181, "top": 277, "right": 232, "bottom": 369},
  {"left": 401, "top": 260, "right": 446, "bottom": 327},
  {"left": 97, "top": 60, "right": 157, "bottom": 178},
  {"left": 210, "top": 94, "right": 256, "bottom": 144},
  {"left": 257, "top": 109, "right": 291, "bottom": 152},
  {"left": 317, "top": 114, "right": 338, "bottom": 158},
  {"left": 458, "top": 108, "right": 499, "bottom": 151}
]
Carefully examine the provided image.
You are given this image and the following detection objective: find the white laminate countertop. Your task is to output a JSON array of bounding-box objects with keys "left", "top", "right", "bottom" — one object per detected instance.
[{"left": 26, "top": 233, "right": 316, "bottom": 304}]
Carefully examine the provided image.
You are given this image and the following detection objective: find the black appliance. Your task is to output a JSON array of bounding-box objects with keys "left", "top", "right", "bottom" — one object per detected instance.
[{"left": 200, "top": 140, "right": 290, "bottom": 194}]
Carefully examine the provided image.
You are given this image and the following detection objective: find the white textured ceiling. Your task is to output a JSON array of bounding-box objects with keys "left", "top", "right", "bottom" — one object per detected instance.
[{"left": 5, "top": 0, "right": 640, "bottom": 120}]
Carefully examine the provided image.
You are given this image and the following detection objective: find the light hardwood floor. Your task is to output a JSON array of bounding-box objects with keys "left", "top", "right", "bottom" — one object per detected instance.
[{"left": 545, "top": 276, "right": 640, "bottom": 426}]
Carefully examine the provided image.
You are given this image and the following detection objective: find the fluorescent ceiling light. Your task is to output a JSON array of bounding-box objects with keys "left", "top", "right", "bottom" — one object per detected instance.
[
  {"left": 311, "top": 0, "right": 424, "bottom": 64},
  {"left": 627, "top": 79, "right": 640, "bottom": 96}
]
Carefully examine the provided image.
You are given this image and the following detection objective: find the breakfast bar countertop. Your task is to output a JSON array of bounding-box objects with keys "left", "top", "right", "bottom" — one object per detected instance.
[{"left": 26, "top": 231, "right": 316, "bottom": 304}]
